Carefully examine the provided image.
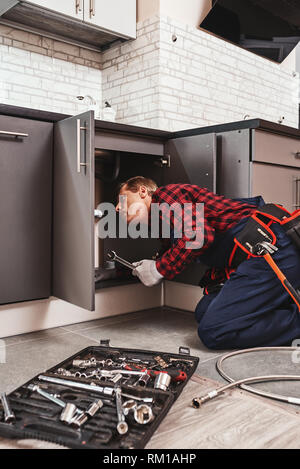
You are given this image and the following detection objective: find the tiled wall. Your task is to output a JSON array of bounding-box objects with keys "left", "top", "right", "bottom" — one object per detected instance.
[
  {"left": 0, "top": 25, "right": 102, "bottom": 115},
  {"left": 102, "top": 16, "right": 299, "bottom": 131},
  {"left": 101, "top": 17, "right": 161, "bottom": 128},
  {"left": 0, "top": 16, "right": 299, "bottom": 128}
]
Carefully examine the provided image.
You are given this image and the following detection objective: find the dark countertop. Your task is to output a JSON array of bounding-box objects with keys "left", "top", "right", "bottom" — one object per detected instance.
[
  {"left": 0, "top": 104, "right": 299, "bottom": 140},
  {"left": 172, "top": 118, "right": 300, "bottom": 140},
  {"left": 0, "top": 104, "right": 172, "bottom": 140}
]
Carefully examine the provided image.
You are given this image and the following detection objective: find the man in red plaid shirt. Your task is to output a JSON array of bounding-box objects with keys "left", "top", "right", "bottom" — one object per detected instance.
[{"left": 116, "top": 176, "right": 300, "bottom": 350}]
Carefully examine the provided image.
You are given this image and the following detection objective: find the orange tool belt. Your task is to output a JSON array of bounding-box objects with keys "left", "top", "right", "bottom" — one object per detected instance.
[{"left": 229, "top": 203, "right": 300, "bottom": 311}]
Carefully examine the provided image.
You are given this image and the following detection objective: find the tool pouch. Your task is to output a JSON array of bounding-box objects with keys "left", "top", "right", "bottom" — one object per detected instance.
[
  {"left": 281, "top": 211, "right": 300, "bottom": 251},
  {"left": 230, "top": 216, "right": 276, "bottom": 268},
  {"left": 230, "top": 204, "right": 294, "bottom": 269}
]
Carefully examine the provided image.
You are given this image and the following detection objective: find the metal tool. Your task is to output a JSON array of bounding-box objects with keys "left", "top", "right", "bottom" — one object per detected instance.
[
  {"left": 58, "top": 367, "right": 159, "bottom": 381},
  {"left": 154, "top": 356, "right": 169, "bottom": 369},
  {"left": 107, "top": 251, "right": 137, "bottom": 271},
  {"left": 72, "top": 399, "right": 103, "bottom": 428},
  {"left": 134, "top": 404, "right": 154, "bottom": 425},
  {"left": 60, "top": 403, "right": 77, "bottom": 424},
  {"left": 38, "top": 375, "right": 115, "bottom": 396},
  {"left": 0, "top": 393, "right": 16, "bottom": 423},
  {"left": 169, "top": 358, "right": 194, "bottom": 365},
  {"left": 38, "top": 375, "right": 153, "bottom": 403},
  {"left": 72, "top": 412, "right": 89, "bottom": 428},
  {"left": 122, "top": 400, "right": 137, "bottom": 416},
  {"left": 110, "top": 373, "right": 123, "bottom": 384},
  {"left": 154, "top": 373, "right": 171, "bottom": 391},
  {"left": 28, "top": 384, "right": 66, "bottom": 409},
  {"left": 72, "top": 358, "right": 110, "bottom": 369},
  {"left": 136, "top": 372, "right": 151, "bottom": 387},
  {"left": 124, "top": 366, "right": 187, "bottom": 383},
  {"left": 86, "top": 399, "right": 103, "bottom": 418},
  {"left": 121, "top": 393, "right": 153, "bottom": 403},
  {"left": 115, "top": 386, "right": 128, "bottom": 435}
]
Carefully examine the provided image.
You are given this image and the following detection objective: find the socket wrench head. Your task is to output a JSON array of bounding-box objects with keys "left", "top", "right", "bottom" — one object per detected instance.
[
  {"left": 60, "top": 403, "right": 77, "bottom": 424},
  {"left": 138, "top": 372, "right": 151, "bottom": 387},
  {"left": 117, "top": 421, "right": 129, "bottom": 435},
  {"left": 154, "top": 373, "right": 171, "bottom": 391},
  {"left": 86, "top": 399, "right": 103, "bottom": 417},
  {"left": 134, "top": 404, "right": 154, "bottom": 425},
  {"left": 72, "top": 412, "right": 88, "bottom": 428},
  {"left": 122, "top": 400, "right": 137, "bottom": 416}
]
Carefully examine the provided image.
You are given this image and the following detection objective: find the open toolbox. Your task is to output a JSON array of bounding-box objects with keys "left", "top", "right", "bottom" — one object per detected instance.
[{"left": 0, "top": 340, "right": 199, "bottom": 449}]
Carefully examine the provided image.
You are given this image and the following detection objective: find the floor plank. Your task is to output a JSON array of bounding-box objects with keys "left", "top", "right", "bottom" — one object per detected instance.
[{"left": 146, "top": 375, "right": 300, "bottom": 449}]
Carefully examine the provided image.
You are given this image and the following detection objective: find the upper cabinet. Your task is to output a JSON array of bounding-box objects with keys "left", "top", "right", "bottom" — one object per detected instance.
[
  {"left": 83, "top": 0, "right": 136, "bottom": 40},
  {"left": 24, "top": 0, "right": 84, "bottom": 20},
  {"left": 0, "top": 0, "right": 137, "bottom": 49}
]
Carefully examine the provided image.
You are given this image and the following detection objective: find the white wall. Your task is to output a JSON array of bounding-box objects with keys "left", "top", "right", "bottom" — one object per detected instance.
[
  {"left": 137, "top": 0, "right": 160, "bottom": 22},
  {"left": 102, "top": 16, "right": 161, "bottom": 128},
  {"left": 102, "top": 15, "right": 299, "bottom": 131},
  {"left": 0, "top": 44, "right": 102, "bottom": 115},
  {"left": 160, "top": 0, "right": 212, "bottom": 28},
  {"left": 137, "top": 0, "right": 212, "bottom": 27}
]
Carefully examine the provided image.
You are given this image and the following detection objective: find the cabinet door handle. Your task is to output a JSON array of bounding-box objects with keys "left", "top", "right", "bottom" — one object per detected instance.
[
  {"left": 293, "top": 177, "right": 300, "bottom": 209},
  {"left": 77, "top": 119, "right": 87, "bottom": 174},
  {"left": 90, "top": 0, "right": 95, "bottom": 18},
  {"left": 0, "top": 130, "right": 28, "bottom": 138},
  {"left": 75, "top": 0, "right": 82, "bottom": 14}
]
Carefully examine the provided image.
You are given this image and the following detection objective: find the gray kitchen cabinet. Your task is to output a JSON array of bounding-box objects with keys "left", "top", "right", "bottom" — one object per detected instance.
[
  {"left": 164, "top": 133, "right": 217, "bottom": 190},
  {"left": 163, "top": 133, "right": 217, "bottom": 286},
  {"left": 216, "top": 129, "right": 252, "bottom": 199},
  {"left": 1, "top": 106, "right": 299, "bottom": 311},
  {"left": 0, "top": 115, "right": 53, "bottom": 305},
  {"left": 252, "top": 163, "right": 300, "bottom": 212},
  {"left": 52, "top": 111, "right": 95, "bottom": 311},
  {"left": 210, "top": 127, "right": 300, "bottom": 210},
  {"left": 251, "top": 130, "right": 300, "bottom": 212},
  {"left": 94, "top": 130, "right": 216, "bottom": 289}
]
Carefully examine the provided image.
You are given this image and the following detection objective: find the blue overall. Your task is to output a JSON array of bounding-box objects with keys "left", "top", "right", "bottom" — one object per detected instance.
[{"left": 178, "top": 196, "right": 300, "bottom": 350}]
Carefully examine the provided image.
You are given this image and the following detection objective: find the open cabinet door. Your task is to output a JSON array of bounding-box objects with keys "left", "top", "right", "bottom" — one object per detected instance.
[
  {"left": 164, "top": 133, "right": 217, "bottom": 191},
  {"left": 53, "top": 111, "right": 95, "bottom": 311},
  {"left": 163, "top": 133, "right": 217, "bottom": 286}
]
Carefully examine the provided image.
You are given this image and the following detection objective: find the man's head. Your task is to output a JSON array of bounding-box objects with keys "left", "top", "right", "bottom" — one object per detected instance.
[{"left": 116, "top": 176, "right": 158, "bottom": 223}]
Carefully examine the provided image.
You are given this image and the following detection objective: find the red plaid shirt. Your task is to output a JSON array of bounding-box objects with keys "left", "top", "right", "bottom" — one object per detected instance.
[{"left": 151, "top": 184, "right": 256, "bottom": 280}]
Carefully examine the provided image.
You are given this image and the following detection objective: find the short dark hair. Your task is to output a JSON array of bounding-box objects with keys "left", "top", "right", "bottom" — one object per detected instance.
[{"left": 119, "top": 176, "right": 158, "bottom": 196}]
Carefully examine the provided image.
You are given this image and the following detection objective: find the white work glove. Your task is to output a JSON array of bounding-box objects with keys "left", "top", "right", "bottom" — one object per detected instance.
[{"left": 132, "top": 260, "right": 164, "bottom": 287}]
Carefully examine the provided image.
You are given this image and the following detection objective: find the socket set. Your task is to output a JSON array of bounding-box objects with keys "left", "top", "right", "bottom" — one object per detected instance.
[{"left": 0, "top": 341, "right": 199, "bottom": 449}]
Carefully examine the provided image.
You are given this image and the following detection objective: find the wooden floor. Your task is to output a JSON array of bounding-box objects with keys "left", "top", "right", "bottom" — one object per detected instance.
[{"left": 146, "top": 375, "right": 300, "bottom": 449}]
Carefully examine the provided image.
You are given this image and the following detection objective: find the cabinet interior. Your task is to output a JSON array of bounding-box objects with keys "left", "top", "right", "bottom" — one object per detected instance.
[{"left": 94, "top": 148, "right": 164, "bottom": 290}]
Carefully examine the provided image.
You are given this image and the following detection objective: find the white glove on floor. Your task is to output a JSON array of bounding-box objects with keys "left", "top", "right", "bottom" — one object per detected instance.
[{"left": 132, "top": 260, "right": 164, "bottom": 287}]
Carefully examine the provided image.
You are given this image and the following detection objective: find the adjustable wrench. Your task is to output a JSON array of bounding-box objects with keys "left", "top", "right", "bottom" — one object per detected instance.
[{"left": 107, "top": 251, "right": 139, "bottom": 271}]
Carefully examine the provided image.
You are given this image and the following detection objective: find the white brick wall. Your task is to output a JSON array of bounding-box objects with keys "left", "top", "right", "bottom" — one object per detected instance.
[
  {"left": 0, "top": 15, "right": 298, "bottom": 130},
  {"left": 102, "top": 15, "right": 299, "bottom": 131},
  {"left": 102, "top": 17, "right": 161, "bottom": 128},
  {"left": 0, "top": 44, "right": 102, "bottom": 115}
]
